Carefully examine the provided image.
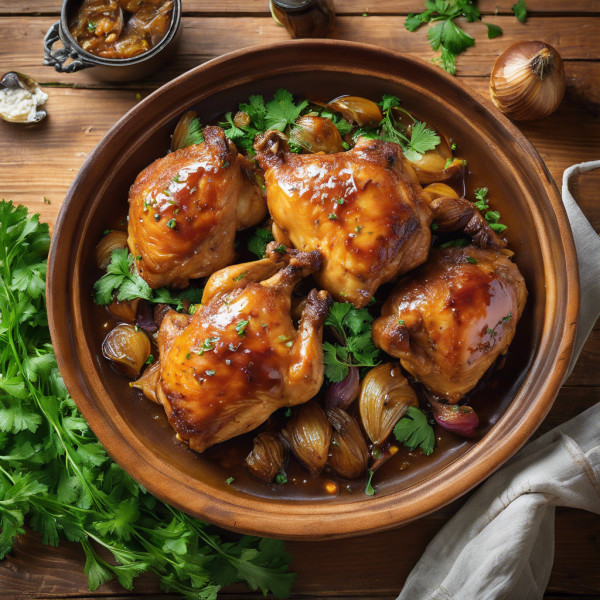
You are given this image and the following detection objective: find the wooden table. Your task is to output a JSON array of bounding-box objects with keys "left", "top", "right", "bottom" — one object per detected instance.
[{"left": 1, "top": 1, "right": 599, "bottom": 598}]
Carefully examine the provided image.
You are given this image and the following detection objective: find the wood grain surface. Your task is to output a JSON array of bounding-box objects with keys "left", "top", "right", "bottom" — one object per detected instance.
[{"left": 0, "top": 0, "right": 598, "bottom": 598}]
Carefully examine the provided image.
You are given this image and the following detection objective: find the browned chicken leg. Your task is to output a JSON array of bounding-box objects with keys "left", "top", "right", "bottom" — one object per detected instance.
[
  {"left": 254, "top": 132, "right": 433, "bottom": 308},
  {"left": 128, "top": 126, "right": 267, "bottom": 289},
  {"left": 155, "top": 245, "right": 332, "bottom": 452},
  {"left": 372, "top": 246, "right": 527, "bottom": 403}
]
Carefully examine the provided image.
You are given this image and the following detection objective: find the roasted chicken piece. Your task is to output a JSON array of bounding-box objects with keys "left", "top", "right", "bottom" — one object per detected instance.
[
  {"left": 128, "top": 126, "right": 267, "bottom": 289},
  {"left": 155, "top": 245, "right": 332, "bottom": 452},
  {"left": 254, "top": 132, "right": 433, "bottom": 308},
  {"left": 372, "top": 246, "right": 527, "bottom": 403}
]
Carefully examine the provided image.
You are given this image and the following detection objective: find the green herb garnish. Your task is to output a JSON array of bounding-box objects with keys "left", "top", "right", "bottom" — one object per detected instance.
[
  {"left": 365, "top": 469, "right": 375, "bottom": 496},
  {"left": 235, "top": 320, "right": 249, "bottom": 337},
  {"left": 247, "top": 227, "right": 275, "bottom": 258},
  {"left": 512, "top": 0, "right": 527, "bottom": 23},
  {"left": 323, "top": 302, "right": 381, "bottom": 383},
  {"left": 393, "top": 406, "right": 435, "bottom": 455}
]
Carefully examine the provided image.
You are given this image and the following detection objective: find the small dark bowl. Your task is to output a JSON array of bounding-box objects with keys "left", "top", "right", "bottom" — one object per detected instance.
[{"left": 42, "top": 0, "right": 182, "bottom": 82}]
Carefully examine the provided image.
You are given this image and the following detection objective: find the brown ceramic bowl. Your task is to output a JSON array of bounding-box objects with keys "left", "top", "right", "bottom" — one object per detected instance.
[{"left": 47, "top": 40, "right": 578, "bottom": 540}]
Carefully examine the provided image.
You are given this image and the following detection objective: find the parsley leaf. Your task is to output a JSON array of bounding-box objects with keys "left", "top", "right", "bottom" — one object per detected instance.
[
  {"left": 0, "top": 200, "right": 295, "bottom": 598},
  {"left": 264, "top": 89, "right": 309, "bottom": 132},
  {"left": 323, "top": 302, "right": 380, "bottom": 382},
  {"left": 393, "top": 406, "right": 435, "bottom": 455},
  {"left": 512, "top": 0, "right": 527, "bottom": 23},
  {"left": 403, "top": 121, "right": 441, "bottom": 162},
  {"left": 483, "top": 22, "right": 503, "bottom": 39},
  {"left": 93, "top": 249, "right": 190, "bottom": 308},
  {"left": 247, "top": 226, "right": 275, "bottom": 258}
]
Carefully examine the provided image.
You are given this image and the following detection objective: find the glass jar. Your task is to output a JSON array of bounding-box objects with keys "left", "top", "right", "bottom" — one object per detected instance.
[{"left": 270, "top": 0, "right": 336, "bottom": 39}]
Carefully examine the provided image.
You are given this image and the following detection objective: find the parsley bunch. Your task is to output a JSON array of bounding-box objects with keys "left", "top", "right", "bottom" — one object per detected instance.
[
  {"left": 219, "top": 90, "right": 309, "bottom": 156},
  {"left": 323, "top": 302, "right": 381, "bottom": 383},
  {"left": 0, "top": 201, "right": 295, "bottom": 598},
  {"left": 93, "top": 248, "right": 203, "bottom": 309},
  {"left": 378, "top": 95, "right": 441, "bottom": 161},
  {"left": 405, "top": 0, "right": 527, "bottom": 75}
]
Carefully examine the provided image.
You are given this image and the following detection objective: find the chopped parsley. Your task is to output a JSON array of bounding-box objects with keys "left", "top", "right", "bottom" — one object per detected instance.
[
  {"left": 466, "top": 256, "right": 478, "bottom": 264},
  {"left": 87, "top": 20, "right": 96, "bottom": 32},
  {"left": 472, "top": 187, "right": 507, "bottom": 233},
  {"left": 323, "top": 302, "right": 381, "bottom": 382},
  {"left": 328, "top": 213, "right": 338, "bottom": 221},
  {"left": 235, "top": 319, "right": 249, "bottom": 336},
  {"left": 275, "top": 470, "right": 287, "bottom": 484},
  {"left": 167, "top": 219, "right": 176, "bottom": 229},
  {"left": 226, "top": 477, "right": 234, "bottom": 484},
  {"left": 205, "top": 370, "right": 216, "bottom": 377},
  {"left": 393, "top": 406, "right": 435, "bottom": 455},
  {"left": 440, "top": 238, "right": 470, "bottom": 249},
  {"left": 233, "top": 272, "right": 246, "bottom": 282},
  {"left": 146, "top": 354, "right": 154, "bottom": 364}
]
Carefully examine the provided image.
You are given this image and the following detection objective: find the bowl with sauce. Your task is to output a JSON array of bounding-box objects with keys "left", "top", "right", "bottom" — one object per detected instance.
[
  {"left": 47, "top": 40, "right": 578, "bottom": 540},
  {"left": 42, "top": 0, "right": 182, "bottom": 82}
]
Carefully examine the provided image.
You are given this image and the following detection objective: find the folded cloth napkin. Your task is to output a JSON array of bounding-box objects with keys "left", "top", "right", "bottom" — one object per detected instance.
[{"left": 398, "top": 161, "right": 600, "bottom": 600}]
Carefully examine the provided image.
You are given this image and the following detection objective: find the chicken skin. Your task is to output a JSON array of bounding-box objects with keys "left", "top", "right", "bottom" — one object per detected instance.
[
  {"left": 254, "top": 132, "right": 433, "bottom": 308},
  {"left": 155, "top": 244, "right": 332, "bottom": 452},
  {"left": 128, "top": 126, "right": 267, "bottom": 289},
  {"left": 372, "top": 246, "right": 527, "bottom": 403}
]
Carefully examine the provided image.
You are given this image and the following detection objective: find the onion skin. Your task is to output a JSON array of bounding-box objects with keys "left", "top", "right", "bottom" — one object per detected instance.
[
  {"left": 290, "top": 115, "right": 344, "bottom": 154},
  {"left": 359, "top": 363, "right": 419, "bottom": 445},
  {"left": 327, "top": 96, "right": 383, "bottom": 127},
  {"left": 95, "top": 231, "right": 128, "bottom": 270},
  {"left": 171, "top": 110, "right": 198, "bottom": 151},
  {"left": 135, "top": 299, "right": 157, "bottom": 332},
  {"left": 245, "top": 432, "right": 287, "bottom": 484},
  {"left": 131, "top": 359, "right": 161, "bottom": 403},
  {"left": 102, "top": 323, "right": 151, "bottom": 378},
  {"left": 107, "top": 296, "right": 140, "bottom": 323},
  {"left": 490, "top": 41, "right": 565, "bottom": 121},
  {"left": 423, "top": 183, "right": 459, "bottom": 202},
  {"left": 429, "top": 397, "right": 479, "bottom": 437},
  {"left": 324, "top": 366, "right": 360, "bottom": 412},
  {"left": 327, "top": 408, "right": 369, "bottom": 479},
  {"left": 281, "top": 401, "right": 332, "bottom": 476}
]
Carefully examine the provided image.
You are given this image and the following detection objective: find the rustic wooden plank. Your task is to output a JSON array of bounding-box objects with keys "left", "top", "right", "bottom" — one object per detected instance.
[
  {"left": 2, "top": 504, "right": 598, "bottom": 597},
  {"left": 565, "top": 330, "right": 600, "bottom": 387},
  {"left": 2, "top": 16, "right": 600, "bottom": 92},
  {"left": 1, "top": 0, "right": 600, "bottom": 16}
]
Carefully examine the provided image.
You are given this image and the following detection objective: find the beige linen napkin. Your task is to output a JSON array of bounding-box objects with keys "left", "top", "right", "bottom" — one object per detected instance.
[{"left": 397, "top": 161, "right": 600, "bottom": 600}]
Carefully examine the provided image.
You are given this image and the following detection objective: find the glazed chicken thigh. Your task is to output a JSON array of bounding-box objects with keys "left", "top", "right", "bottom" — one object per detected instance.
[
  {"left": 372, "top": 246, "right": 527, "bottom": 403},
  {"left": 155, "top": 245, "right": 332, "bottom": 452},
  {"left": 255, "top": 133, "right": 433, "bottom": 308},
  {"left": 128, "top": 126, "right": 266, "bottom": 289}
]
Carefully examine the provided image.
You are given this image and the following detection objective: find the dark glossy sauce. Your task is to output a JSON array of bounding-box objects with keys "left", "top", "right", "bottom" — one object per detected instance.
[
  {"left": 70, "top": 0, "right": 173, "bottom": 60},
  {"left": 90, "top": 101, "right": 526, "bottom": 501}
]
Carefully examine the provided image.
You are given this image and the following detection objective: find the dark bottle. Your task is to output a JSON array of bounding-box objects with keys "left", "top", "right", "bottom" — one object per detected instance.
[{"left": 270, "top": 0, "right": 335, "bottom": 39}]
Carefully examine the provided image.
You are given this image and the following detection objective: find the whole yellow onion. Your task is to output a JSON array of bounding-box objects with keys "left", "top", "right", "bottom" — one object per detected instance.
[{"left": 490, "top": 41, "right": 565, "bottom": 121}]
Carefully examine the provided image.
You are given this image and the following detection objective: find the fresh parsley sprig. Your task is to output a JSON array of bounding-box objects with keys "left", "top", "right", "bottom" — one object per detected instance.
[
  {"left": 323, "top": 302, "right": 381, "bottom": 383},
  {"left": 93, "top": 248, "right": 202, "bottom": 308},
  {"left": 378, "top": 95, "right": 440, "bottom": 161},
  {"left": 0, "top": 201, "right": 295, "bottom": 598},
  {"left": 473, "top": 187, "right": 507, "bottom": 234},
  {"left": 393, "top": 406, "right": 436, "bottom": 455},
  {"left": 219, "top": 89, "right": 308, "bottom": 156}
]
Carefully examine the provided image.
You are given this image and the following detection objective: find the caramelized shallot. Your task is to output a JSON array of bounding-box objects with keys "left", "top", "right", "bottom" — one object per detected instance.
[
  {"left": 281, "top": 401, "right": 332, "bottom": 476},
  {"left": 324, "top": 366, "right": 360, "bottom": 412},
  {"left": 359, "top": 364, "right": 419, "bottom": 445},
  {"left": 171, "top": 110, "right": 202, "bottom": 151},
  {"left": 131, "top": 359, "right": 161, "bottom": 403},
  {"left": 102, "top": 323, "right": 151, "bottom": 378},
  {"left": 327, "top": 408, "right": 369, "bottom": 479},
  {"left": 245, "top": 432, "right": 287, "bottom": 484},
  {"left": 95, "top": 230, "right": 128, "bottom": 269},
  {"left": 428, "top": 397, "right": 479, "bottom": 438},
  {"left": 290, "top": 115, "right": 345, "bottom": 154},
  {"left": 423, "top": 183, "right": 459, "bottom": 202},
  {"left": 326, "top": 96, "right": 383, "bottom": 127},
  {"left": 107, "top": 297, "right": 140, "bottom": 323}
]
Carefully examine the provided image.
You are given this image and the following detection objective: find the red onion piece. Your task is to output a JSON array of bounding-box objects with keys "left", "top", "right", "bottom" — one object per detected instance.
[
  {"left": 325, "top": 366, "right": 360, "bottom": 412},
  {"left": 136, "top": 300, "right": 157, "bottom": 332},
  {"left": 429, "top": 397, "right": 479, "bottom": 438}
]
